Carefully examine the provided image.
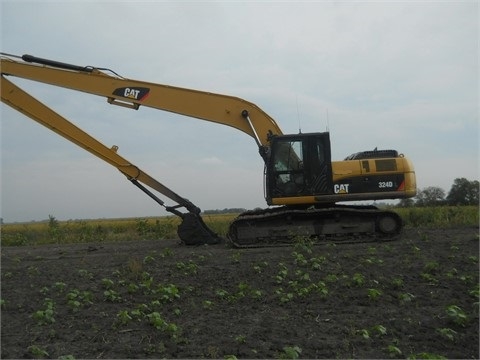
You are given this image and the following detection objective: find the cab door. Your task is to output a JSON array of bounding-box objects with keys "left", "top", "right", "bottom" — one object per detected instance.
[{"left": 266, "top": 133, "right": 333, "bottom": 203}]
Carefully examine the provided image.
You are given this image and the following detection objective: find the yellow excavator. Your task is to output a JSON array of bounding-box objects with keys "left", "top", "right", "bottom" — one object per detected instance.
[{"left": 1, "top": 53, "right": 416, "bottom": 247}]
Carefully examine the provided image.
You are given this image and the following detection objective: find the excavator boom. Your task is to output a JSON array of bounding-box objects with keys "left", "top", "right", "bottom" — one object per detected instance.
[{"left": 2, "top": 54, "right": 283, "bottom": 145}]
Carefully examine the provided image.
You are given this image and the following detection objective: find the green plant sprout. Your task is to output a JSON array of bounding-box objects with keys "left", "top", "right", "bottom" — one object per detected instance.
[
  {"left": 147, "top": 312, "right": 180, "bottom": 339},
  {"left": 253, "top": 261, "right": 269, "bottom": 274},
  {"left": 155, "top": 283, "right": 180, "bottom": 302},
  {"left": 101, "top": 278, "right": 115, "bottom": 289},
  {"left": 372, "top": 324, "right": 387, "bottom": 336},
  {"left": 176, "top": 260, "right": 198, "bottom": 275},
  {"left": 215, "top": 289, "right": 230, "bottom": 300},
  {"left": 116, "top": 310, "right": 133, "bottom": 325},
  {"left": 202, "top": 300, "right": 214, "bottom": 309},
  {"left": 436, "top": 327, "right": 457, "bottom": 341},
  {"left": 386, "top": 344, "right": 402, "bottom": 357},
  {"left": 32, "top": 298, "right": 55, "bottom": 325},
  {"left": 54, "top": 282, "right": 67, "bottom": 292},
  {"left": 367, "top": 288, "right": 382, "bottom": 301},
  {"left": 445, "top": 305, "right": 468, "bottom": 326},
  {"left": 77, "top": 269, "right": 94, "bottom": 280},
  {"left": 234, "top": 334, "right": 246, "bottom": 344},
  {"left": 399, "top": 292, "right": 416, "bottom": 304},
  {"left": 391, "top": 277, "right": 404, "bottom": 288},
  {"left": 66, "top": 289, "right": 93, "bottom": 312},
  {"left": 292, "top": 251, "right": 308, "bottom": 266},
  {"left": 143, "top": 254, "right": 155, "bottom": 264},
  {"left": 28, "top": 345, "right": 49, "bottom": 358},
  {"left": 275, "top": 263, "right": 289, "bottom": 284},
  {"left": 356, "top": 329, "right": 370, "bottom": 339},
  {"left": 103, "top": 289, "right": 121, "bottom": 302},
  {"left": 280, "top": 345, "right": 302, "bottom": 359},
  {"left": 352, "top": 273, "right": 365, "bottom": 286}
]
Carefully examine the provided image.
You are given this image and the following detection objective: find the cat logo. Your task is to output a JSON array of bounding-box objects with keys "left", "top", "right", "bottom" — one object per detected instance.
[
  {"left": 112, "top": 87, "right": 150, "bottom": 101},
  {"left": 334, "top": 184, "right": 350, "bottom": 194}
]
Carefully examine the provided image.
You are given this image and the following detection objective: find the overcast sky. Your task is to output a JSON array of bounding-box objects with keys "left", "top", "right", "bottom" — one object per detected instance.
[{"left": 1, "top": 1, "right": 478, "bottom": 223}]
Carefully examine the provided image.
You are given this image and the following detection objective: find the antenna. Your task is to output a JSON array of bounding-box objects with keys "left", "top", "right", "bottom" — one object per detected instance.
[
  {"left": 296, "top": 95, "right": 302, "bottom": 134},
  {"left": 326, "top": 108, "right": 330, "bottom": 132}
]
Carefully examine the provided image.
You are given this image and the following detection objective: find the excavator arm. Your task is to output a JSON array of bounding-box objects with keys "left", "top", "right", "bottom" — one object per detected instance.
[
  {"left": 1, "top": 76, "right": 195, "bottom": 213},
  {"left": 1, "top": 54, "right": 223, "bottom": 245}
]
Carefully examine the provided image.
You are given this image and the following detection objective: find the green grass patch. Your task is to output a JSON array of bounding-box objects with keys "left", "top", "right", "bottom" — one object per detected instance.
[{"left": 396, "top": 206, "right": 479, "bottom": 228}]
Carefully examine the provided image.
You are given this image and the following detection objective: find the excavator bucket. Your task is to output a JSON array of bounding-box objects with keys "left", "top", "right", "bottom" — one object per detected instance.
[
  {"left": 177, "top": 213, "right": 222, "bottom": 245},
  {"left": 124, "top": 180, "right": 221, "bottom": 245}
]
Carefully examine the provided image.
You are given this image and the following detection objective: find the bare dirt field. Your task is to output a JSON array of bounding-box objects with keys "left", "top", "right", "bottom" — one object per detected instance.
[{"left": 1, "top": 226, "right": 479, "bottom": 359}]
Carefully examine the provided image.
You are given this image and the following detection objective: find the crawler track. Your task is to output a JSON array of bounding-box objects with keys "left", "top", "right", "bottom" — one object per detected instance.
[{"left": 228, "top": 205, "right": 403, "bottom": 248}]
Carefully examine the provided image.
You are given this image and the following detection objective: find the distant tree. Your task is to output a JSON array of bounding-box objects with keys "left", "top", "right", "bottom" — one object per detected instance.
[
  {"left": 397, "top": 198, "right": 415, "bottom": 208},
  {"left": 446, "top": 178, "right": 479, "bottom": 206},
  {"left": 415, "top": 186, "right": 445, "bottom": 207}
]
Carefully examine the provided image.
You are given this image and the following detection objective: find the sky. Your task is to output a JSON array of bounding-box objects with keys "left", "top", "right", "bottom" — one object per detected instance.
[{"left": 1, "top": 1, "right": 478, "bottom": 223}]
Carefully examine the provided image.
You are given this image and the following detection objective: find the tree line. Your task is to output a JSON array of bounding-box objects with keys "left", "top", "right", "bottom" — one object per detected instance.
[{"left": 398, "top": 177, "right": 479, "bottom": 207}]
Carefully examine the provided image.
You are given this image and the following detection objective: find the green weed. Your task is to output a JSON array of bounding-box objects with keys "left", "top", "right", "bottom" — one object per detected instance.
[
  {"left": 78, "top": 269, "right": 93, "bottom": 280},
  {"left": 356, "top": 329, "right": 370, "bottom": 339},
  {"left": 279, "top": 345, "right": 302, "bottom": 359},
  {"left": 253, "top": 261, "right": 269, "bottom": 274},
  {"left": 202, "top": 300, "right": 214, "bottom": 309},
  {"left": 176, "top": 260, "right": 198, "bottom": 275},
  {"left": 155, "top": 283, "right": 180, "bottom": 302},
  {"left": 386, "top": 344, "right": 402, "bottom": 357},
  {"left": 436, "top": 327, "right": 457, "bottom": 341},
  {"left": 66, "top": 289, "right": 93, "bottom": 312},
  {"left": 367, "top": 288, "right": 382, "bottom": 301},
  {"left": 32, "top": 298, "right": 55, "bottom": 325},
  {"left": 116, "top": 310, "right": 133, "bottom": 325},
  {"left": 352, "top": 273, "right": 365, "bottom": 286},
  {"left": 445, "top": 305, "right": 468, "bottom": 326},
  {"left": 103, "top": 289, "right": 122, "bottom": 302},
  {"left": 147, "top": 312, "right": 180, "bottom": 339},
  {"left": 234, "top": 334, "right": 247, "bottom": 344},
  {"left": 399, "top": 292, "right": 416, "bottom": 304},
  {"left": 28, "top": 345, "right": 49, "bottom": 358},
  {"left": 372, "top": 324, "right": 387, "bottom": 336}
]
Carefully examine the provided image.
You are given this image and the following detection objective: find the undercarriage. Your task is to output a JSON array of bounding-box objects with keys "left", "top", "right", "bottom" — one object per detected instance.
[{"left": 227, "top": 205, "right": 403, "bottom": 248}]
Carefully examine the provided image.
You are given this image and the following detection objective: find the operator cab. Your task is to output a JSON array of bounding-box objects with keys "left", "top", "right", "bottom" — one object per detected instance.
[{"left": 265, "top": 132, "right": 333, "bottom": 204}]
